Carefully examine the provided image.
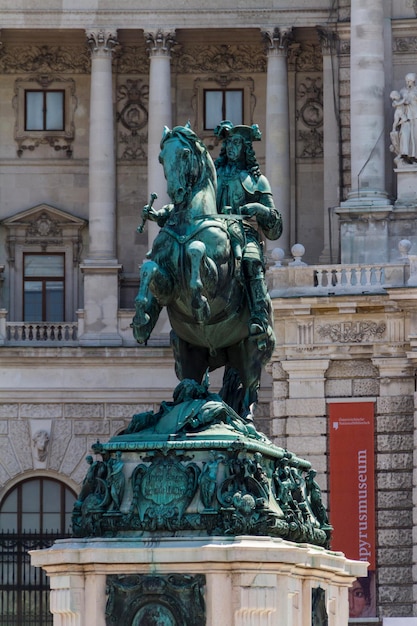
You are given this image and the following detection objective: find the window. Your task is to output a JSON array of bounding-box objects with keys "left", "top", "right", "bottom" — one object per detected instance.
[
  {"left": 25, "top": 90, "right": 65, "bottom": 131},
  {"left": 2, "top": 204, "right": 86, "bottom": 326},
  {"left": 0, "top": 478, "right": 76, "bottom": 625},
  {"left": 193, "top": 77, "right": 254, "bottom": 137},
  {"left": 14, "top": 75, "right": 76, "bottom": 156},
  {"left": 204, "top": 89, "right": 243, "bottom": 130},
  {"left": 0, "top": 477, "right": 75, "bottom": 534},
  {"left": 23, "top": 254, "right": 65, "bottom": 322}
]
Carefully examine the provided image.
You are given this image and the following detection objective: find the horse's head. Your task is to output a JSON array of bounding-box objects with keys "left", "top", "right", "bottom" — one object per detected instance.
[{"left": 159, "top": 123, "right": 216, "bottom": 206}]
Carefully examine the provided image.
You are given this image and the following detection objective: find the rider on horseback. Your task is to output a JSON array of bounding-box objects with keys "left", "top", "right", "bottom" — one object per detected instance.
[{"left": 213, "top": 121, "right": 282, "bottom": 344}]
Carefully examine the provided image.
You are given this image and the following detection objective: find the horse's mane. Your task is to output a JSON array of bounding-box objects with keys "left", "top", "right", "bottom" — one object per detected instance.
[{"left": 160, "top": 124, "right": 217, "bottom": 191}]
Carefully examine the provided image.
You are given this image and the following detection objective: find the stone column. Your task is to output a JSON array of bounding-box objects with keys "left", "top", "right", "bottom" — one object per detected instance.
[
  {"left": 336, "top": 0, "right": 392, "bottom": 263},
  {"left": 348, "top": 0, "right": 387, "bottom": 200},
  {"left": 317, "top": 27, "right": 340, "bottom": 264},
  {"left": 145, "top": 29, "right": 175, "bottom": 248},
  {"left": 263, "top": 27, "right": 292, "bottom": 258},
  {"left": 80, "top": 29, "right": 122, "bottom": 346}
]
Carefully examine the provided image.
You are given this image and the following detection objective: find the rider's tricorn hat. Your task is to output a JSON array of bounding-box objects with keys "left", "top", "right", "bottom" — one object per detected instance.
[{"left": 214, "top": 120, "right": 262, "bottom": 142}]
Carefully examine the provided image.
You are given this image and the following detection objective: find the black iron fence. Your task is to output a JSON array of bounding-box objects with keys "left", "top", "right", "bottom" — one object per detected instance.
[{"left": 0, "top": 531, "right": 69, "bottom": 626}]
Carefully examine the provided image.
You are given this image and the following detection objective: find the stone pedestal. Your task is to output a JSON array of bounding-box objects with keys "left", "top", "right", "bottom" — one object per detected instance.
[
  {"left": 31, "top": 536, "right": 366, "bottom": 626},
  {"left": 335, "top": 200, "right": 393, "bottom": 264},
  {"left": 394, "top": 166, "right": 417, "bottom": 205}
]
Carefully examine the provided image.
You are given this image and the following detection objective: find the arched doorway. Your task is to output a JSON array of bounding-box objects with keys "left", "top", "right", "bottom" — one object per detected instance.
[{"left": 0, "top": 476, "right": 76, "bottom": 626}]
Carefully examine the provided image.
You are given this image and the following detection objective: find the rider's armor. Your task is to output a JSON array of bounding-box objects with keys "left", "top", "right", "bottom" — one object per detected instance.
[{"left": 216, "top": 167, "right": 281, "bottom": 342}]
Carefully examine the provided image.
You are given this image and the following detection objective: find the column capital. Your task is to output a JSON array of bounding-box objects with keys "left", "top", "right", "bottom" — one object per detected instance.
[
  {"left": 316, "top": 25, "right": 338, "bottom": 55},
  {"left": 86, "top": 29, "right": 119, "bottom": 58},
  {"left": 262, "top": 27, "right": 293, "bottom": 57},
  {"left": 145, "top": 29, "right": 176, "bottom": 58}
]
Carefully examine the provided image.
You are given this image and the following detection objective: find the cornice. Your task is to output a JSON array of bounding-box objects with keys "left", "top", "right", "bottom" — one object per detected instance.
[{"left": 0, "top": 8, "right": 332, "bottom": 30}]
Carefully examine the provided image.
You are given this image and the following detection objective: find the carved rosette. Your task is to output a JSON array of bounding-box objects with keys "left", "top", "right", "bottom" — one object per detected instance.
[
  {"left": 86, "top": 29, "right": 119, "bottom": 58},
  {"left": 145, "top": 29, "right": 176, "bottom": 58}
]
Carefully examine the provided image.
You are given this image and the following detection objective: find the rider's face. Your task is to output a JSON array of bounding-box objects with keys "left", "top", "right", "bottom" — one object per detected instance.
[{"left": 225, "top": 135, "right": 244, "bottom": 162}]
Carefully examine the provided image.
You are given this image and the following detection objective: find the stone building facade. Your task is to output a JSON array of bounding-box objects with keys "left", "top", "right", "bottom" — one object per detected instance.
[{"left": 0, "top": 0, "right": 417, "bottom": 623}]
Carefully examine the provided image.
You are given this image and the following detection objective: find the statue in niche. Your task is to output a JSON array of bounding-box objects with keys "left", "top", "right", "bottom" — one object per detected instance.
[
  {"left": 32, "top": 429, "right": 50, "bottom": 462},
  {"left": 390, "top": 73, "right": 417, "bottom": 165}
]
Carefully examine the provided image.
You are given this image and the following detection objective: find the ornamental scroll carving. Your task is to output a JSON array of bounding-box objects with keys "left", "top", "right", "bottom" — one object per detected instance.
[
  {"left": 317, "top": 321, "right": 386, "bottom": 343},
  {"left": 296, "top": 75, "right": 323, "bottom": 159},
  {"left": 116, "top": 79, "right": 149, "bottom": 161},
  {"left": 393, "top": 37, "right": 417, "bottom": 54},
  {"left": 174, "top": 44, "right": 266, "bottom": 73},
  {"left": 0, "top": 44, "right": 90, "bottom": 73},
  {"left": 116, "top": 46, "right": 149, "bottom": 74}
]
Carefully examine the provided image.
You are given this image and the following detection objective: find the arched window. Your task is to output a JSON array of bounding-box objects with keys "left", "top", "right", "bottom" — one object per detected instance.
[
  {"left": 0, "top": 477, "right": 75, "bottom": 534},
  {"left": 0, "top": 477, "right": 77, "bottom": 626}
]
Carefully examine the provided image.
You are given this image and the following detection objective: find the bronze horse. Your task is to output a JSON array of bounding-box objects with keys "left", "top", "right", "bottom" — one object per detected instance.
[{"left": 132, "top": 124, "right": 275, "bottom": 419}]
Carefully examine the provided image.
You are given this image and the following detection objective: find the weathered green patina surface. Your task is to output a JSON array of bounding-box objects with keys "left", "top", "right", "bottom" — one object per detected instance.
[
  {"left": 131, "top": 122, "right": 277, "bottom": 420},
  {"left": 72, "top": 124, "right": 331, "bottom": 549},
  {"left": 105, "top": 573, "right": 205, "bottom": 626}
]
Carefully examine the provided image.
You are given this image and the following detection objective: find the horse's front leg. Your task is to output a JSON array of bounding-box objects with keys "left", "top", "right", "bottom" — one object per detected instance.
[
  {"left": 187, "top": 241, "right": 212, "bottom": 323},
  {"left": 131, "top": 260, "right": 172, "bottom": 344},
  {"left": 134, "top": 260, "right": 159, "bottom": 326}
]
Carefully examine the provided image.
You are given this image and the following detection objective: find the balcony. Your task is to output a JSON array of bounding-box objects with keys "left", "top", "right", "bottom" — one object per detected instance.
[{"left": 1, "top": 242, "right": 416, "bottom": 347}]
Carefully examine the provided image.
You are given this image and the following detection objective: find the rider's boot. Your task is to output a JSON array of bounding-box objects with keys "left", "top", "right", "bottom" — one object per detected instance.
[{"left": 246, "top": 271, "right": 271, "bottom": 350}]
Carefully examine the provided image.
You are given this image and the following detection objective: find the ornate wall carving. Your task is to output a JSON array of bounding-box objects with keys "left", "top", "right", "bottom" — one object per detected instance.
[
  {"left": 290, "top": 43, "right": 323, "bottom": 160},
  {"left": 174, "top": 44, "right": 266, "bottom": 73},
  {"left": 116, "top": 45, "right": 149, "bottom": 74},
  {"left": 116, "top": 79, "right": 149, "bottom": 161},
  {"left": 317, "top": 321, "right": 386, "bottom": 343},
  {"left": 0, "top": 44, "right": 90, "bottom": 74},
  {"left": 393, "top": 37, "right": 417, "bottom": 53}
]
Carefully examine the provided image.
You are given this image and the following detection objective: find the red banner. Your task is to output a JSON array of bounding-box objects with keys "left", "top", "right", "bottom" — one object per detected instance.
[{"left": 328, "top": 402, "right": 375, "bottom": 570}]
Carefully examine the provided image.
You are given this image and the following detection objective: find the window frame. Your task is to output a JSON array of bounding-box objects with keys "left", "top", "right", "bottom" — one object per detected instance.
[
  {"left": 193, "top": 76, "right": 255, "bottom": 138},
  {"left": 24, "top": 89, "right": 66, "bottom": 132},
  {"left": 0, "top": 477, "right": 76, "bottom": 535},
  {"left": 14, "top": 75, "right": 76, "bottom": 156},
  {"left": 23, "top": 252, "right": 66, "bottom": 322},
  {"left": 203, "top": 88, "right": 244, "bottom": 131},
  {"left": 2, "top": 204, "right": 86, "bottom": 323}
]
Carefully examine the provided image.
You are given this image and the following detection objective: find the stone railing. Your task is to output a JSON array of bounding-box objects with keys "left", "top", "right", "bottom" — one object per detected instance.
[
  {"left": 3, "top": 320, "right": 78, "bottom": 345},
  {"left": 267, "top": 259, "right": 408, "bottom": 297}
]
